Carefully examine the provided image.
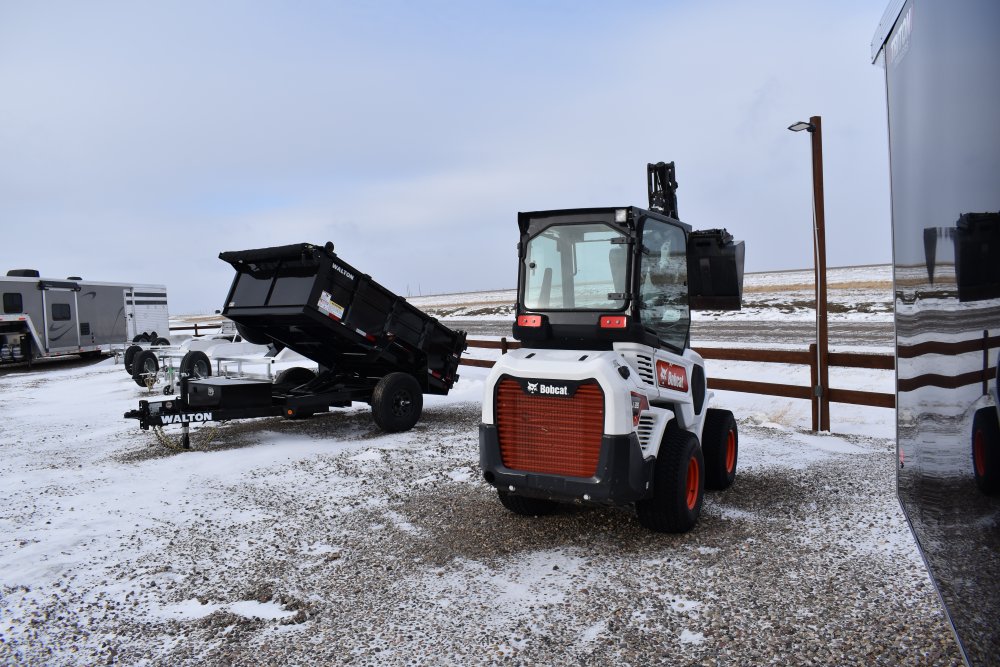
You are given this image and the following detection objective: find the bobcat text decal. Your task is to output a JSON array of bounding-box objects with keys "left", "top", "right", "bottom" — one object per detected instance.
[
  {"left": 524, "top": 381, "right": 570, "bottom": 397},
  {"left": 656, "top": 361, "right": 688, "bottom": 392}
]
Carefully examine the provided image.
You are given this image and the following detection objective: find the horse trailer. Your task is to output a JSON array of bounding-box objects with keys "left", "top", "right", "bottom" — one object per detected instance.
[{"left": 0, "top": 269, "right": 169, "bottom": 365}]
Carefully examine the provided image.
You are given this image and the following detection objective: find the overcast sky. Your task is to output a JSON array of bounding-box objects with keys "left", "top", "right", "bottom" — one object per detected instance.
[{"left": 0, "top": 1, "right": 891, "bottom": 313}]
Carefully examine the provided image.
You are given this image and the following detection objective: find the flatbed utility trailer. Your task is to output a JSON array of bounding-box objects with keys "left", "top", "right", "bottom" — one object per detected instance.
[
  {"left": 1, "top": 269, "right": 169, "bottom": 365},
  {"left": 126, "top": 242, "right": 466, "bottom": 447}
]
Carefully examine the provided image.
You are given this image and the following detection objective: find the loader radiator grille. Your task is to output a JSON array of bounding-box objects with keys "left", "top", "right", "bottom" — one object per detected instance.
[{"left": 495, "top": 379, "right": 604, "bottom": 478}]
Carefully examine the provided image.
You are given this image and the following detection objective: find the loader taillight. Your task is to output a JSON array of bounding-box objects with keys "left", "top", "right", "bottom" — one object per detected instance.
[
  {"left": 496, "top": 379, "right": 604, "bottom": 477},
  {"left": 600, "top": 315, "right": 628, "bottom": 329},
  {"left": 517, "top": 314, "right": 542, "bottom": 327}
]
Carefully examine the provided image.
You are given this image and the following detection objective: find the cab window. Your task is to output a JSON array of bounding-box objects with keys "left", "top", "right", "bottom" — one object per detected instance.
[{"left": 639, "top": 219, "right": 689, "bottom": 350}]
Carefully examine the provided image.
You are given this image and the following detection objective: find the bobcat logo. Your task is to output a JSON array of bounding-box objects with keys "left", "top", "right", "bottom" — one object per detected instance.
[{"left": 526, "top": 382, "right": 538, "bottom": 393}]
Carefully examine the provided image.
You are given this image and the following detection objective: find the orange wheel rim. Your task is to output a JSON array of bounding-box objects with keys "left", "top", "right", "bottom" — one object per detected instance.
[
  {"left": 725, "top": 430, "right": 736, "bottom": 473},
  {"left": 686, "top": 456, "right": 700, "bottom": 510},
  {"left": 974, "top": 430, "right": 986, "bottom": 477}
]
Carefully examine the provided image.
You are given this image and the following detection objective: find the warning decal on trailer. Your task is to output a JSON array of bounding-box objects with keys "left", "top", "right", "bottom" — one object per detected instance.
[{"left": 317, "top": 291, "right": 345, "bottom": 320}]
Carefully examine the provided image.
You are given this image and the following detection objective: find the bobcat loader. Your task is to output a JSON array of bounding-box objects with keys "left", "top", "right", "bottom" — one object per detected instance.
[{"left": 480, "top": 162, "right": 745, "bottom": 532}]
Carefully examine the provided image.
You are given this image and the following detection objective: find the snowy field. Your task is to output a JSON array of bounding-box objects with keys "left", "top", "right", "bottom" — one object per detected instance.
[{"left": 0, "top": 266, "right": 964, "bottom": 666}]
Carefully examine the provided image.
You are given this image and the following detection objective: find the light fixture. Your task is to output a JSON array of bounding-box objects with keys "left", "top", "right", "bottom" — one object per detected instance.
[{"left": 788, "top": 121, "right": 814, "bottom": 133}]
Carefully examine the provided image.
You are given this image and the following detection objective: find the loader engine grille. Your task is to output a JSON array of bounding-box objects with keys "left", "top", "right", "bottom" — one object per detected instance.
[{"left": 495, "top": 378, "right": 604, "bottom": 478}]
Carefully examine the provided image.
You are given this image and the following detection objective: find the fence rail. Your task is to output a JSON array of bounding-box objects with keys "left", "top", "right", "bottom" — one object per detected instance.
[{"left": 170, "top": 322, "right": 996, "bottom": 432}]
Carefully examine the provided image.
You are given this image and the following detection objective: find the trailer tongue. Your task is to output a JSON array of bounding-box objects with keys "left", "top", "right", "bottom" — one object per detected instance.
[{"left": 125, "top": 242, "right": 467, "bottom": 447}]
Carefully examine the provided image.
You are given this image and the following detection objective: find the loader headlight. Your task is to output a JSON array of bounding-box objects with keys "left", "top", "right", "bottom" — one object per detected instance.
[{"left": 615, "top": 209, "right": 627, "bottom": 223}]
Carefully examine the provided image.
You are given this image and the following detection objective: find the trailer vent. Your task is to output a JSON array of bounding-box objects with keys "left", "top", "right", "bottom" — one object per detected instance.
[
  {"left": 495, "top": 379, "right": 604, "bottom": 478},
  {"left": 80, "top": 323, "right": 91, "bottom": 336},
  {"left": 636, "top": 414, "right": 656, "bottom": 450}
]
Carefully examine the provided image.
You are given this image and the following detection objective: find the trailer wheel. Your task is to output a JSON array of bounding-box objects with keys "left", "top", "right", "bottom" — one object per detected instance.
[
  {"left": 123, "top": 344, "right": 142, "bottom": 374},
  {"left": 702, "top": 408, "right": 738, "bottom": 490},
  {"left": 153, "top": 337, "right": 170, "bottom": 347},
  {"left": 133, "top": 333, "right": 150, "bottom": 343},
  {"left": 179, "top": 350, "right": 212, "bottom": 379},
  {"left": 274, "top": 366, "right": 317, "bottom": 390},
  {"left": 132, "top": 350, "right": 159, "bottom": 387},
  {"left": 636, "top": 426, "right": 704, "bottom": 533},
  {"left": 498, "top": 492, "right": 558, "bottom": 517},
  {"left": 235, "top": 322, "right": 271, "bottom": 345},
  {"left": 371, "top": 372, "right": 423, "bottom": 432},
  {"left": 973, "top": 406, "right": 1000, "bottom": 495}
]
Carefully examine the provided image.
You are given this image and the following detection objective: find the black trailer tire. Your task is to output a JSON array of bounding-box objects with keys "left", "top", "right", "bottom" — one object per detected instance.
[
  {"left": 153, "top": 337, "right": 170, "bottom": 346},
  {"left": 636, "top": 426, "right": 705, "bottom": 533},
  {"left": 179, "top": 350, "right": 212, "bottom": 379},
  {"left": 132, "top": 350, "right": 159, "bottom": 387},
  {"left": 498, "top": 491, "right": 558, "bottom": 517},
  {"left": 702, "top": 408, "right": 738, "bottom": 490},
  {"left": 235, "top": 322, "right": 271, "bottom": 345},
  {"left": 123, "top": 344, "right": 142, "bottom": 374},
  {"left": 133, "top": 333, "right": 150, "bottom": 343},
  {"left": 371, "top": 372, "right": 423, "bottom": 433},
  {"left": 972, "top": 406, "right": 1000, "bottom": 495},
  {"left": 274, "top": 366, "right": 317, "bottom": 389}
]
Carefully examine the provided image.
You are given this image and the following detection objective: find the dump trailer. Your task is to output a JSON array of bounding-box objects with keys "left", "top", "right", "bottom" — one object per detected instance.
[
  {"left": 480, "top": 162, "right": 745, "bottom": 533},
  {"left": 0, "top": 269, "right": 169, "bottom": 365},
  {"left": 126, "top": 242, "right": 467, "bottom": 447}
]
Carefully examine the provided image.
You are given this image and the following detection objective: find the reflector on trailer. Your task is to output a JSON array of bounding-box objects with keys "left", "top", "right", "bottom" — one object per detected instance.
[{"left": 600, "top": 315, "right": 628, "bottom": 329}]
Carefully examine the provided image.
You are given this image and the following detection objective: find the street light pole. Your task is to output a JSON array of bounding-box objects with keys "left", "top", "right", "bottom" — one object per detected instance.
[{"left": 789, "top": 115, "right": 831, "bottom": 432}]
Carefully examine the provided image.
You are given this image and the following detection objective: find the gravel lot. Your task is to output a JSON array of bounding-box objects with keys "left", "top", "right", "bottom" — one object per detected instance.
[{"left": 0, "top": 358, "right": 962, "bottom": 666}]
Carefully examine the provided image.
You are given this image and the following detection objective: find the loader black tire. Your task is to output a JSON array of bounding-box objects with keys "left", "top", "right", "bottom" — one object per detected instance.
[
  {"left": 132, "top": 350, "right": 159, "bottom": 387},
  {"left": 123, "top": 344, "right": 142, "bottom": 374},
  {"left": 370, "top": 372, "right": 422, "bottom": 433},
  {"left": 636, "top": 426, "right": 704, "bottom": 533},
  {"left": 702, "top": 408, "right": 738, "bottom": 490},
  {"left": 498, "top": 492, "right": 558, "bottom": 517},
  {"left": 179, "top": 350, "right": 212, "bottom": 379},
  {"left": 274, "top": 367, "right": 317, "bottom": 390},
  {"left": 972, "top": 406, "right": 1000, "bottom": 495}
]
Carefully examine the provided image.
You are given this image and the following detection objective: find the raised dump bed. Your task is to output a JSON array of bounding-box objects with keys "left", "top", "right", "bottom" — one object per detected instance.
[
  {"left": 126, "top": 242, "right": 466, "bottom": 447},
  {"left": 219, "top": 242, "right": 464, "bottom": 393}
]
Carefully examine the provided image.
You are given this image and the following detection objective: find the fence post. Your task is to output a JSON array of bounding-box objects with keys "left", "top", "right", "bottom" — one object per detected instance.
[
  {"left": 985, "top": 329, "right": 990, "bottom": 396},
  {"left": 501, "top": 337, "right": 508, "bottom": 355},
  {"left": 809, "top": 342, "right": 819, "bottom": 432}
]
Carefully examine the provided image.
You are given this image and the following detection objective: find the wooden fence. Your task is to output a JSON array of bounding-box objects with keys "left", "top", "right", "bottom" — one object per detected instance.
[{"left": 169, "top": 322, "right": 997, "bottom": 432}]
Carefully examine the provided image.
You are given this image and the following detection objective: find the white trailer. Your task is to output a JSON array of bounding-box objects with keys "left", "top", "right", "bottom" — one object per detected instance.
[{"left": 0, "top": 269, "right": 169, "bottom": 365}]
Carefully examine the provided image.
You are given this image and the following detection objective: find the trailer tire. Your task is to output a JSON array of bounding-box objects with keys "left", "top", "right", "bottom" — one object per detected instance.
[
  {"left": 235, "top": 323, "right": 271, "bottom": 345},
  {"left": 636, "top": 426, "right": 704, "bottom": 533},
  {"left": 153, "top": 337, "right": 170, "bottom": 347},
  {"left": 498, "top": 492, "right": 558, "bottom": 517},
  {"left": 124, "top": 344, "right": 142, "bottom": 374},
  {"left": 274, "top": 367, "right": 317, "bottom": 390},
  {"left": 702, "top": 408, "right": 738, "bottom": 490},
  {"left": 179, "top": 350, "right": 212, "bottom": 379},
  {"left": 972, "top": 406, "right": 1000, "bottom": 495},
  {"left": 132, "top": 350, "right": 159, "bottom": 387},
  {"left": 133, "top": 334, "right": 150, "bottom": 343},
  {"left": 371, "top": 372, "right": 423, "bottom": 432}
]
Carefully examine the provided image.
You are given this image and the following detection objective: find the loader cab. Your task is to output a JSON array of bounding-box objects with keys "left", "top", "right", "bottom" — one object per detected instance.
[{"left": 514, "top": 207, "right": 695, "bottom": 351}]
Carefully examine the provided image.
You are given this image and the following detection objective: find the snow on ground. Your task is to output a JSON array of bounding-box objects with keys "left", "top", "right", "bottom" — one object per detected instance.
[{"left": 0, "top": 266, "right": 962, "bottom": 665}]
